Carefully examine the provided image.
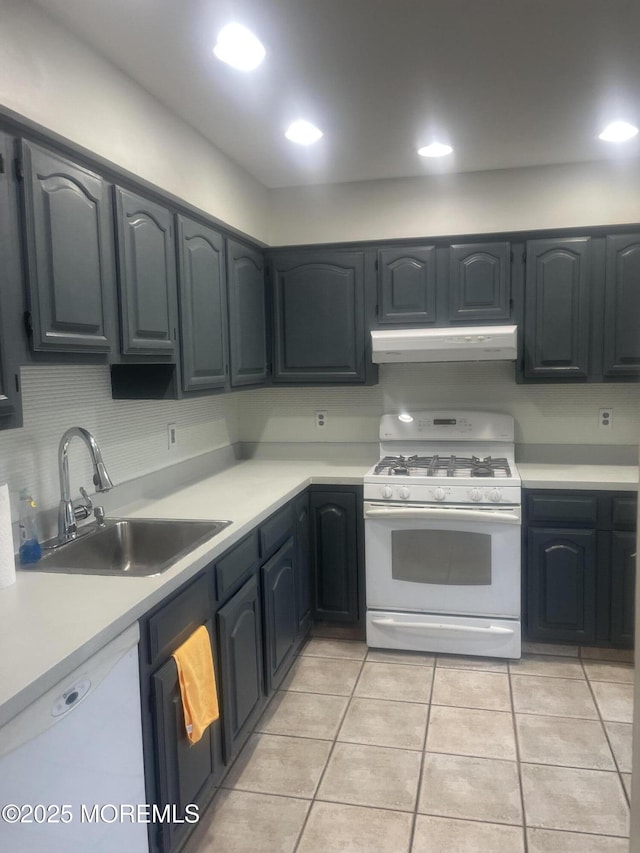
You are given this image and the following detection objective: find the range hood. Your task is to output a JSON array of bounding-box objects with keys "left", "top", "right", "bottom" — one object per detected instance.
[{"left": 371, "top": 325, "right": 518, "bottom": 364}]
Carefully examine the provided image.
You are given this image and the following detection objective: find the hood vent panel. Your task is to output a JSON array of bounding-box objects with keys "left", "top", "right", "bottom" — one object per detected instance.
[{"left": 371, "top": 325, "right": 517, "bottom": 364}]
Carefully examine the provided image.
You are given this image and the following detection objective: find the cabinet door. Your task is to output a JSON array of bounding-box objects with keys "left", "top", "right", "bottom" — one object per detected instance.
[
  {"left": 377, "top": 246, "right": 436, "bottom": 324},
  {"left": 295, "top": 492, "right": 312, "bottom": 635},
  {"left": 610, "top": 531, "right": 636, "bottom": 647},
  {"left": 226, "top": 240, "right": 267, "bottom": 387},
  {"left": 20, "top": 141, "right": 115, "bottom": 353},
  {"left": 114, "top": 187, "right": 178, "bottom": 357},
  {"left": 523, "top": 237, "right": 591, "bottom": 379},
  {"left": 262, "top": 538, "right": 297, "bottom": 693},
  {"left": 603, "top": 234, "right": 640, "bottom": 379},
  {"left": 449, "top": 242, "right": 511, "bottom": 322},
  {"left": 310, "top": 491, "right": 359, "bottom": 623},
  {"left": 527, "top": 528, "right": 597, "bottom": 643},
  {"left": 272, "top": 251, "right": 366, "bottom": 383},
  {"left": 150, "top": 620, "right": 222, "bottom": 853},
  {"left": 217, "top": 575, "right": 264, "bottom": 763},
  {"left": 176, "top": 215, "right": 227, "bottom": 392},
  {"left": 0, "top": 133, "right": 22, "bottom": 429}
]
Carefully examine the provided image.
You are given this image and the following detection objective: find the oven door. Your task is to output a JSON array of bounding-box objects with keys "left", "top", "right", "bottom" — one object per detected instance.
[{"left": 364, "top": 501, "right": 521, "bottom": 618}]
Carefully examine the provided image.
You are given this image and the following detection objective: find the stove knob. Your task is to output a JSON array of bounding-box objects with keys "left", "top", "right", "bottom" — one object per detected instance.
[
  {"left": 382, "top": 486, "right": 394, "bottom": 499},
  {"left": 433, "top": 488, "right": 446, "bottom": 502},
  {"left": 488, "top": 488, "right": 502, "bottom": 503},
  {"left": 399, "top": 487, "right": 411, "bottom": 500},
  {"left": 469, "top": 488, "right": 482, "bottom": 502}
]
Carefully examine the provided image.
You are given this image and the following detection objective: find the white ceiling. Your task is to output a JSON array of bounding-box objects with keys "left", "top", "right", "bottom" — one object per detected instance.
[{"left": 33, "top": 0, "right": 640, "bottom": 188}]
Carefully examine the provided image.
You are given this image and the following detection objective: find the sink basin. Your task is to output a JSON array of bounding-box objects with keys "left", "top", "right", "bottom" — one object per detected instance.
[{"left": 33, "top": 518, "right": 232, "bottom": 576}]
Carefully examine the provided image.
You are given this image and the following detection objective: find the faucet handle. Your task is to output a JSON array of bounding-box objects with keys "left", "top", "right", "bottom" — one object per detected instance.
[{"left": 73, "top": 487, "right": 93, "bottom": 521}]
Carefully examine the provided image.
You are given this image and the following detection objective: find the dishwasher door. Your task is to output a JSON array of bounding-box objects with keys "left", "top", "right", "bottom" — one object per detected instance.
[{"left": 0, "top": 624, "right": 148, "bottom": 853}]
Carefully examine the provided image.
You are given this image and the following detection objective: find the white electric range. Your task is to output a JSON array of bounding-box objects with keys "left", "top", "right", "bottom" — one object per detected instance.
[{"left": 364, "top": 411, "right": 522, "bottom": 659}]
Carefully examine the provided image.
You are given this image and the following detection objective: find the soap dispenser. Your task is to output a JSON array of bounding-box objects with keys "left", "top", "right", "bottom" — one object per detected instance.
[{"left": 18, "top": 489, "right": 42, "bottom": 565}]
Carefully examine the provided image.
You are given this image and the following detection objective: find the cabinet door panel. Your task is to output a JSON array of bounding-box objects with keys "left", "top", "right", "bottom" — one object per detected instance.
[
  {"left": 115, "top": 188, "right": 177, "bottom": 356},
  {"left": 378, "top": 247, "right": 436, "bottom": 324},
  {"left": 272, "top": 252, "right": 365, "bottom": 382},
  {"left": 527, "top": 528, "right": 597, "bottom": 643},
  {"left": 295, "top": 493, "right": 312, "bottom": 634},
  {"left": 603, "top": 234, "right": 640, "bottom": 378},
  {"left": 227, "top": 240, "right": 267, "bottom": 387},
  {"left": 20, "top": 141, "right": 114, "bottom": 352},
  {"left": 217, "top": 575, "right": 263, "bottom": 763},
  {"left": 176, "top": 216, "right": 227, "bottom": 392},
  {"left": 524, "top": 238, "right": 590, "bottom": 378},
  {"left": 150, "top": 620, "right": 221, "bottom": 853},
  {"left": 0, "top": 132, "right": 22, "bottom": 428},
  {"left": 610, "top": 531, "right": 636, "bottom": 647},
  {"left": 262, "top": 538, "right": 297, "bottom": 692},
  {"left": 449, "top": 242, "right": 510, "bottom": 322},
  {"left": 310, "top": 491, "right": 358, "bottom": 622}
]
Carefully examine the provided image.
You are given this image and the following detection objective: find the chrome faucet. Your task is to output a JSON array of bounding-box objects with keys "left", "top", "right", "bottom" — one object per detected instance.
[{"left": 57, "top": 427, "right": 113, "bottom": 543}]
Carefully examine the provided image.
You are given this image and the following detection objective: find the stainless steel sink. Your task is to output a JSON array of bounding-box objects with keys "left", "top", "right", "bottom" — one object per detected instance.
[{"left": 33, "top": 518, "right": 232, "bottom": 576}]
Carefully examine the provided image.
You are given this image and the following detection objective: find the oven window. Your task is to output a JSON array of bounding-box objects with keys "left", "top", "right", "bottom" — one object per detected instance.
[{"left": 391, "top": 530, "right": 492, "bottom": 585}]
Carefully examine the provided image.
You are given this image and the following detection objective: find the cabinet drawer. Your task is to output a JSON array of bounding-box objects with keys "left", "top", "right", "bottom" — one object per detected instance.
[
  {"left": 146, "top": 573, "right": 210, "bottom": 667},
  {"left": 527, "top": 493, "right": 598, "bottom": 527},
  {"left": 260, "top": 504, "right": 293, "bottom": 559},
  {"left": 215, "top": 531, "right": 260, "bottom": 601},
  {"left": 611, "top": 497, "right": 638, "bottom": 531}
]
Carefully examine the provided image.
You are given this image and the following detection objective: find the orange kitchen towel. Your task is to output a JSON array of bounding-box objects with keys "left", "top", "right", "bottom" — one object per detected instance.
[{"left": 172, "top": 625, "right": 219, "bottom": 745}]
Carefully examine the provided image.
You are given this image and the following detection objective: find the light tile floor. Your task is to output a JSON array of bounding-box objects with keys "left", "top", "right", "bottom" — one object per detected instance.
[{"left": 189, "top": 639, "right": 633, "bottom": 852}]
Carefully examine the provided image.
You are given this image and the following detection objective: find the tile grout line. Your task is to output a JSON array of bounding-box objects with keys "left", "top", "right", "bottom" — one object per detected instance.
[
  {"left": 407, "top": 653, "right": 436, "bottom": 852},
  {"left": 291, "top": 649, "right": 368, "bottom": 853},
  {"left": 508, "top": 656, "right": 529, "bottom": 853},
  {"left": 580, "top": 655, "right": 633, "bottom": 815}
]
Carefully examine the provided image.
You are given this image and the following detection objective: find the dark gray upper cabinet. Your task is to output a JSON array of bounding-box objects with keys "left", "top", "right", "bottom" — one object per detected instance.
[
  {"left": 0, "top": 133, "right": 22, "bottom": 430},
  {"left": 19, "top": 141, "right": 115, "bottom": 353},
  {"left": 603, "top": 233, "right": 640, "bottom": 379},
  {"left": 114, "top": 187, "right": 178, "bottom": 358},
  {"left": 523, "top": 237, "right": 591, "bottom": 379},
  {"left": 449, "top": 242, "right": 511, "bottom": 322},
  {"left": 226, "top": 240, "right": 267, "bottom": 388},
  {"left": 271, "top": 250, "right": 366, "bottom": 383},
  {"left": 377, "top": 246, "right": 436, "bottom": 324},
  {"left": 176, "top": 215, "right": 227, "bottom": 393}
]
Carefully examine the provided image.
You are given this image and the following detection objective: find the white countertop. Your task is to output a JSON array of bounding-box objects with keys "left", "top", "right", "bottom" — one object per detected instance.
[
  {"left": 0, "top": 454, "right": 637, "bottom": 728},
  {"left": 518, "top": 464, "right": 638, "bottom": 491},
  {"left": 0, "top": 459, "right": 369, "bottom": 728}
]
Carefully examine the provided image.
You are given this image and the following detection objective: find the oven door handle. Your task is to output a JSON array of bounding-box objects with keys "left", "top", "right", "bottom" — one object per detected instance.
[
  {"left": 363, "top": 505, "right": 521, "bottom": 524},
  {"left": 370, "top": 617, "right": 515, "bottom": 636}
]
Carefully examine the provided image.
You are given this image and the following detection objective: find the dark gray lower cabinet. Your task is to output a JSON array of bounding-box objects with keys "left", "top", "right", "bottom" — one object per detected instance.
[
  {"left": 294, "top": 493, "right": 312, "bottom": 635},
  {"left": 150, "top": 619, "right": 223, "bottom": 853},
  {"left": 217, "top": 574, "right": 264, "bottom": 763},
  {"left": 610, "top": 532, "right": 636, "bottom": 646},
  {"left": 262, "top": 538, "right": 297, "bottom": 692},
  {"left": 525, "top": 489, "right": 636, "bottom": 648},
  {"left": 527, "top": 528, "right": 598, "bottom": 644},
  {"left": 310, "top": 489, "right": 360, "bottom": 624}
]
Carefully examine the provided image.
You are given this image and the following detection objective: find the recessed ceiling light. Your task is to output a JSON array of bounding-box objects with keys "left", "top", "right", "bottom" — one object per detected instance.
[
  {"left": 598, "top": 121, "right": 639, "bottom": 143},
  {"left": 285, "top": 120, "right": 323, "bottom": 145},
  {"left": 417, "top": 142, "right": 453, "bottom": 158},
  {"left": 213, "top": 23, "right": 265, "bottom": 71}
]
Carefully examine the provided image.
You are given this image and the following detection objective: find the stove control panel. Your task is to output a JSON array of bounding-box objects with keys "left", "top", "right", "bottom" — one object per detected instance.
[{"left": 367, "top": 483, "right": 520, "bottom": 505}]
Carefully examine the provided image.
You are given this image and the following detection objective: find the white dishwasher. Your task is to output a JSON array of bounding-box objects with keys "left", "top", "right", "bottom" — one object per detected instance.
[{"left": 0, "top": 623, "right": 148, "bottom": 853}]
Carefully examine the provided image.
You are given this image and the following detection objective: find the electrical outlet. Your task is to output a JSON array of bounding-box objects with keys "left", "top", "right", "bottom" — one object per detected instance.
[
  {"left": 315, "top": 410, "right": 327, "bottom": 429},
  {"left": 598, "top": 408, "right": 613, "bottom": 430},
  {"left": 167, "top": 422, "right": 178, "bottom": 449}
]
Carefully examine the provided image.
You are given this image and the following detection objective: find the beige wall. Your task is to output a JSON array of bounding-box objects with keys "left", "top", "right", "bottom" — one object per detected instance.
[
  {"left": 0, "top": 0, "right": 270, "bottom": 243},
  {"left": 268, "top": 158, "right": 640, "bottom": 246}
]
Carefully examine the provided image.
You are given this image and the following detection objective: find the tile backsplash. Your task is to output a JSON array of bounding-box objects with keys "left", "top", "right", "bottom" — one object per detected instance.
[{"left": 0, "top": 365, "right": 239, "bottom": 519}]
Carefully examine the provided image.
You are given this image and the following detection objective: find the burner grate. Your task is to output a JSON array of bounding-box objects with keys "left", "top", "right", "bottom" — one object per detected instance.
[{"left": 373, "top": 454, "right": 511, "bottom": 478}]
